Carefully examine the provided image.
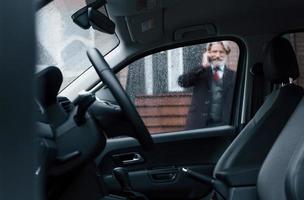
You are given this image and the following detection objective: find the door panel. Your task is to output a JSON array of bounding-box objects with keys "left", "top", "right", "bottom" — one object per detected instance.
[{"left": 96, "top": 126, "right": 236, "bottom": 200}]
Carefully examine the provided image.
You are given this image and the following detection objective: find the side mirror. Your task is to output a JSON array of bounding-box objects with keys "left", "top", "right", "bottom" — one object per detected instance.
[{"left": 71, "top": 0, "right": 115, "bottom": 34}]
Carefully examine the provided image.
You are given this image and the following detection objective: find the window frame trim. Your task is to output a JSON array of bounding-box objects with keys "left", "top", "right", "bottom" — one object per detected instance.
[{"left": 91, "top": 36, "right": 247, "bottom": 134}]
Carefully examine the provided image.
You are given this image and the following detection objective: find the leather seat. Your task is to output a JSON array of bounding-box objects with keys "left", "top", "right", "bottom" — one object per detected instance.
[
  {"left": 258, "top": 96, "right": 304, "bottom": 200},
  {"left": 212, "top": 37, "right": 304, "bottom": 199}
]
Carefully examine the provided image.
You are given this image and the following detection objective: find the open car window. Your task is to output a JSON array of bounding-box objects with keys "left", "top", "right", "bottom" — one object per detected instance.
[
  {"left": 36, "top": 0, "right": 119, "bottom": 90},
  {"left": 117, "top": 40, "right": 240, "bottom": 134}
]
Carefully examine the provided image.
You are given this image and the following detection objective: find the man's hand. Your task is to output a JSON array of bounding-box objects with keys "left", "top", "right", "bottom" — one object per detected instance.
[{"left": 202, "top": 51, "right": 211, "bottom": 68}]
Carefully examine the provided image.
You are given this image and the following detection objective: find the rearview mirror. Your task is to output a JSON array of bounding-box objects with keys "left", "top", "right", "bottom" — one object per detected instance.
[
  {"left": 88, "top": 7, "right": 115, "bottom": 34},
  {"left": 71, "top": 0, "right": 115, "bottom": 34}
]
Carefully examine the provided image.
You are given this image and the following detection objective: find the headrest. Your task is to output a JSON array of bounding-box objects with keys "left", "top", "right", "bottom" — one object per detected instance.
[
  {"left": 36, "top": 66, "right": 63, "bottom": 106},
  {"left": 263, "top": 37, "right": 299, "bottom": 84}
]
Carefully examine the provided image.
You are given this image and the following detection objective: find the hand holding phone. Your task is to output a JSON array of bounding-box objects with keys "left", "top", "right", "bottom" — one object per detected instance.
[{"left": 202, "top": 51, "right": 211, "bottom": 68}]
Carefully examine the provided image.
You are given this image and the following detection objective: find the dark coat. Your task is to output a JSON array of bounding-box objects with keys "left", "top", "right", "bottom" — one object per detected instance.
[{"left": 178, "top": 66, "right": 236, "bottom": 129}]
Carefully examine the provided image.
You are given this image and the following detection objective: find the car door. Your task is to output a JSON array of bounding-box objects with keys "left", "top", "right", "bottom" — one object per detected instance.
[{"left": 95, "top": 40, "right": 245, "bottom": 200}]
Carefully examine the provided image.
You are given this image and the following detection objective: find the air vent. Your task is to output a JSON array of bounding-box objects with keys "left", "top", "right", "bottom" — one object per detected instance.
[{"left": 57, "top": 96, "right": 74, "bottom": 114}]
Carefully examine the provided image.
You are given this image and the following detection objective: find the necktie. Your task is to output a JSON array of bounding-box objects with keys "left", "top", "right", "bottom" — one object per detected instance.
[{"left": 213, "top": 67, "right": 220, "bottom": 81}]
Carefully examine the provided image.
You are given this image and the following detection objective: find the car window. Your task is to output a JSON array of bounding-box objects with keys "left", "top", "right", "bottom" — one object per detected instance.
[
  {"left": 285, "top": 33, "right": 304, "bottom": 87},
  {"left": 117, "top": 40, "right": 240, "bottom": 134},
  {"left": 36, "top": 0, "right": 119, "bottom": 90}
]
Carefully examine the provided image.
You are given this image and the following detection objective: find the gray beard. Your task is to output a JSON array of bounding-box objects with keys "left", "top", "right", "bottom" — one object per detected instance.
[{"left": 211, "top": 58, "right": 227, "bottom": 67}]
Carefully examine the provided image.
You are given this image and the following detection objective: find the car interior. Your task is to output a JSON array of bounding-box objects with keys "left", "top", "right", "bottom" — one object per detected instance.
[{"left": 1, "top": 0, "right": 304, "bottom": 200}]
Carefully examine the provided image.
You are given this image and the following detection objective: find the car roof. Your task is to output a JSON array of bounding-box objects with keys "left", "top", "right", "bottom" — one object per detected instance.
[{"left": 106, "top": 0, "right": 304, "bottom": 46}]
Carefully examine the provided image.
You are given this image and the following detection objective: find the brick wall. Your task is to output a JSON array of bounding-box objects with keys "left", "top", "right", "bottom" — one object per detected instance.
[{"left": 135, "top": 93, "right": 192, "bottom": 133}]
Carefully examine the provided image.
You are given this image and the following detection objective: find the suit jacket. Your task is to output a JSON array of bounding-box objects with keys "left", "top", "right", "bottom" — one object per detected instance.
[{"left": 178, "top": 66, "right": 236, "bottom": 129}]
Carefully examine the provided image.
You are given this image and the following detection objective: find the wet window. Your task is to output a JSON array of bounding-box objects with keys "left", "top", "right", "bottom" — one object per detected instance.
[
  {"left": 117, "top": 41, "right": 240, "bottom": 134},
  {"left": 36, "top": 0, "right": 119, "bottom": 90}
]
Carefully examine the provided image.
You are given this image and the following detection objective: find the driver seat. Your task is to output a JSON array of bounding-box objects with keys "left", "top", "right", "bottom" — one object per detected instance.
[{"left": 212, "top": 37, "right": 304, "bottom": 199}]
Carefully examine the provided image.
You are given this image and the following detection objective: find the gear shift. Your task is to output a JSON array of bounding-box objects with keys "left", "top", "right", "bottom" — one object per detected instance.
[
  {"left": 113, "top": 167, "right": 148, "bottom": 200},
  {"left": 74, "top": 91, "right": 95, "bottom": 126},
  {"left": 113, "top": 167, "right": 133, "bottom": 192}
]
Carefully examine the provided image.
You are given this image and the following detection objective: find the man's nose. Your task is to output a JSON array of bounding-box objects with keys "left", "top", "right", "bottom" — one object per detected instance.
[{"left": 215, "top": 52, "right": 221, "bottom": 58}]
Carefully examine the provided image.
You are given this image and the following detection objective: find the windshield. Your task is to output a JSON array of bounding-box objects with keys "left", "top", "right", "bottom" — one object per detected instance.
[{"left": 36, "top": 0, "right": 119, "bottom": 90}]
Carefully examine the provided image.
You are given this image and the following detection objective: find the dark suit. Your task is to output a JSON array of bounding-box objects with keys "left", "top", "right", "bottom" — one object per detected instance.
[{"left": 178, "top": 66, "right": 236, "bottom": 129}]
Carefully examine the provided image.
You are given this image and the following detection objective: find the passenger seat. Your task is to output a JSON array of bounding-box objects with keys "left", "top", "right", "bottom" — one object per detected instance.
[{"left": 212, "top": 37, "right": 304, "bottom": 199}]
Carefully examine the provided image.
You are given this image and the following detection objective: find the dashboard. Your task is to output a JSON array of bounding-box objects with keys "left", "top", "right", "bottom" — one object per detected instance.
[{"left": 35, "top": 66, "right": 106, "bottom": 177}]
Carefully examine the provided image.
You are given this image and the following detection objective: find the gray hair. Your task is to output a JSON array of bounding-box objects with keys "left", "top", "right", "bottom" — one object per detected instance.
[{"left": 206, "top": 41, "right": 231, "bottom": 54}]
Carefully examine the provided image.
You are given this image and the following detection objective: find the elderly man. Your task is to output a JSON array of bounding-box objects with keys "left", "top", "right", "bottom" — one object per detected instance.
[{"left": 178, "top": 41, "right": 236, "bottom": 129}]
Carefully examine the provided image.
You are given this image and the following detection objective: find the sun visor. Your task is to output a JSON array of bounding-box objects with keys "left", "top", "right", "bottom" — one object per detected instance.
[
  {"left": 125, "top": 10, "right": 163, "bottom": 44},
  {"left": 108, "top": 0, "right": 157, "bottom": 16},
  {"left": 106, "top": 0, "right": 183, "bottom": 44}
]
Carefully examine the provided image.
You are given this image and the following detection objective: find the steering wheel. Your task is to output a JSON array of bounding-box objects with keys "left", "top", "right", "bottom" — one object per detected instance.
[{"left": 87, "top": 48, "right": 154, "bottom": 151}]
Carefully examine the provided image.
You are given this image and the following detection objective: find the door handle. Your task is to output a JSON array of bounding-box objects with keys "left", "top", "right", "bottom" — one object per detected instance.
[
  {"left": 112, "top": 152, "right": 144, "bottom": 166},
  {"left": 151, "top": 172, "right": 177, "bottom": 181},
  {"left": 122, "top": 153, "right": 144, "bottom": 165},
  {"left": 148, "top": 167, "right": 178, "bottom": 182}
]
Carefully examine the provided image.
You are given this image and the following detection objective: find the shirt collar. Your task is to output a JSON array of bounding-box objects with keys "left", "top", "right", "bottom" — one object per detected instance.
[{"left": 211, "top": 64, "right": 225, "bottom": 72}]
